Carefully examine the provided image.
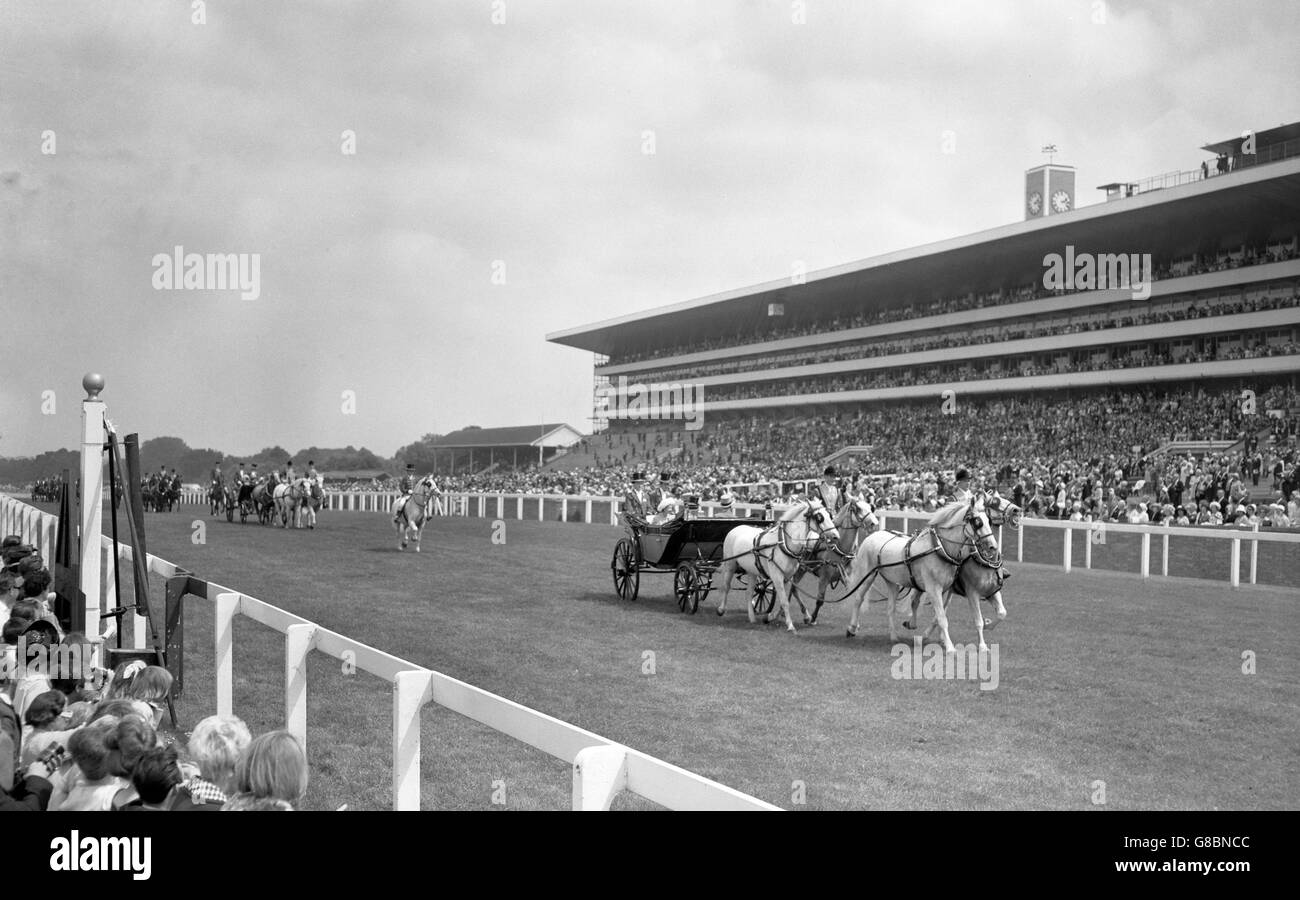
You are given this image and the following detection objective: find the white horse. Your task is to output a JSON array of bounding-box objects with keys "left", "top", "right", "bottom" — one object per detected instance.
[
  {"left": 394, "top": 475, "right": 439, "bottom": 552},
  {"left": 792, "top": 496, "right": 879, "bottom": 626},
  {"left": 900, "top": 497, "right": 1020, "bottom": 650},
  {"left": 842, "top": 495, "right": 1000, "bottom": 653},
  {"left": 714, "top": 498, "right": 840, "bottom": 633},
  {"left": 295, "top": 477, "right": 323, "bottom": 530}
]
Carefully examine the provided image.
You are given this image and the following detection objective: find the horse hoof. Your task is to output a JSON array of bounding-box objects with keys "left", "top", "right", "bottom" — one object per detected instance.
[{"left": 845, "top": 629, "right": 853, "bottom": 638}]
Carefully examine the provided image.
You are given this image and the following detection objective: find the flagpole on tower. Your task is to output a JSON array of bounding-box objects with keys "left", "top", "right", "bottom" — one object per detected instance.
[{"left": 79, "top": 373, "right": 106, "bottom": 651}]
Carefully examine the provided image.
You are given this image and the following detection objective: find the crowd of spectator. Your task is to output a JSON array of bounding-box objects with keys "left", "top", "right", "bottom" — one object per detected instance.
[
  {"left": 629, "top": 289, "right": 1300, "bottom": 383},
  {"left": 410, "top": 384, "right": 1300, "bottom": 530},
  {"left": 2, "top": 537, "right": 309, "bottom": 811},
  {"left": 609, "top": 240, "right": 1299, "bottom": 366},
  {"left": 708, "top": 332, "right": 1300, "bottom": 403}
]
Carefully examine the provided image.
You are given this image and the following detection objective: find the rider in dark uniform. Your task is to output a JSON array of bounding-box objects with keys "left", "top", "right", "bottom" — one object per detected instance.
[
  {"left": 813, "top": 465, "right": 843, "bottom": 514},
  {"left": 393, "top": 464, "right": 416, "bottom": 524},
  {"left": 623, "top": 472, "right": 650, "bottom": 520}
]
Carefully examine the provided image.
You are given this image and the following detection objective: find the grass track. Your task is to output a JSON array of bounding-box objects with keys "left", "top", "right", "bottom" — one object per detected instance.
[{"left": 38, "top": 501, "right": 1300, "bottom": 810}]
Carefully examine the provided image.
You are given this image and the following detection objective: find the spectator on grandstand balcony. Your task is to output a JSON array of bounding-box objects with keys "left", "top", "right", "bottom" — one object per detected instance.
[
  {"left": 222, "top": 730, "right": 308, "bottom": 811},
  {"left": 166, "top": 714, "right": 251, "bottom": 810}
]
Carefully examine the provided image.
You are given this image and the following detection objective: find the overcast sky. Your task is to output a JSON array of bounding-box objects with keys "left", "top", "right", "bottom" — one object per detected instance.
[{"left": 1, "top": 0, "right": 1296, "bottom": 458}]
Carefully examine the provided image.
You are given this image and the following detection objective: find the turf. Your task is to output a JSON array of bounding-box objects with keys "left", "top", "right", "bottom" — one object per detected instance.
[{"left": 29, "top": 499, "right": 1300, "bottom": 811}]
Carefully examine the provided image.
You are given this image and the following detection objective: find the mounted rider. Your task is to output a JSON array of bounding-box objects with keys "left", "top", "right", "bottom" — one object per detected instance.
[
  {"left": 393, "top": 464, "right": 417, "bottom": 524},
  {"left": 236, "top": 461, "right": 253, "bottom": 504},
  {"left": 210, "top": 458, "right": 224, "bottom": 491}
]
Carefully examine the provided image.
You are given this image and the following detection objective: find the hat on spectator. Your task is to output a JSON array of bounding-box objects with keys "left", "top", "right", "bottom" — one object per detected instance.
[
  {"left": 631, "top": 472, "right": 646, "bottom": 483},
  {"left": 956, "top": 467, "right": 970, "bottom": 482},
  {"left": 2, "top": 535, "right": 22, "bottom": 550},
  {"left": 1209, "top": 501, "right": 1221, "bottom": 510}
]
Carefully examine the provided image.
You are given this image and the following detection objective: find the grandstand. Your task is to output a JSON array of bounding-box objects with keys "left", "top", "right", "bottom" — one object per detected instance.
[{"left": 546, "top": 123, "right": 1300, "bottom": 506}]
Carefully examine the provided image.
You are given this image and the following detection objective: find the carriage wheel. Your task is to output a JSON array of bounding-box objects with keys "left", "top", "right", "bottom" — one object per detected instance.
[
  {"left": 674, "top": 563, "right": 695, "bottom": 612},
  {"left": 751, "top": 577, "right": 775, "bottom": 617},
  {"left": 690, "top": 570, "right": 712, "bottom": 615},
  {"left": 612, "top": 539, "right": 639, "bottom": 602}
]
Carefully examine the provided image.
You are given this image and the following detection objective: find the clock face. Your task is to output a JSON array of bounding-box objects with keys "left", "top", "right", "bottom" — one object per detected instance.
[
  {"left": 1028, "top": 192, "right": 1042, "bottom": 215},
  {"left": 1052, "top": 190, "right": 1071, "bottom": 212}
]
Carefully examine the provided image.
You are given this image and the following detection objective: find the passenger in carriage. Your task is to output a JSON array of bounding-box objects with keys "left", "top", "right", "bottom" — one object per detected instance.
[
  {"left": 622, "top": 472, "right": 651, "bottom": 521},
  {"left": 648, "top": 473, "right": 684, "bottom": 526}
]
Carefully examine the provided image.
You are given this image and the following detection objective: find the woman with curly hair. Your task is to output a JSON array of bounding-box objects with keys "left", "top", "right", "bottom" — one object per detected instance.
[{"left": 166, "top": 714, "right": 250, "bottom": 811}]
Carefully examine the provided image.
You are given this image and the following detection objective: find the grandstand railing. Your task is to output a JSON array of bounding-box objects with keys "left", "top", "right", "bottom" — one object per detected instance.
[
  {"left": 218, "top": 489, "right": 1300, "bottom": 589},
  {"left": 1, "top": 493, "right": 779, "bottom": 811}
]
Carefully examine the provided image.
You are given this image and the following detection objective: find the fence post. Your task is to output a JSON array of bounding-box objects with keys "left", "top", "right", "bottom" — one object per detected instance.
[
  {"left": 1062, "top": 527, "right": 1072, "bottom": 573},
  {"left": 285, "top": 623, "right": 316, "bottom": 761},
  {"left": 1084, "top": 527, "right": 1092, "bottom": 569},
  {"left": 539, "top": 496, "right": 545, "bottom": 522},
  {"left": 517, "top": 496, "right": 523, "bottom": 520},
  {"left": 497, "top": 495, "right": 504, "bottom": 519},
  {"left": 561, "top": 497, "right": 568, "bottom": 522},
  {"left": 393, "top": 669, "right": 433, "bottom": 811},
  {"left": 478, "top": 495, "right": 485, "bottom": 518},
  {"left": 572, "top": 744, "right": 628, "bottom": 811},
  {"left": 1140, "top": 531, "right": 1150, "bottom": 579},
  {"left": 214, "top": 592, "right": 238, "bottom": 717},
  {"left": 1017, "top": 523, "right": 1023, "bottom": 563},
  {"left": 1162, "top": 524, "right": 1170, "bottom": 576},
  {"left": 1229, "top": 538, "right": 1241, "bottom": 588},
  {"left": 611, "top": 499, "right": 620, "bottom": 526},
  {"left": 1249, "top": 524, "right": 1258, "bottom": 585},
  {"left": 585, "top": 498, "right": 592, "bottom": 524}
]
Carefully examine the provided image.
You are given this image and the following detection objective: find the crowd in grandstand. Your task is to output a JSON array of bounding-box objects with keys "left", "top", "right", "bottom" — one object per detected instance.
[
  {"left": 611, "top": 239, "right": 1299, "bottom": 366},
  {"left": 709, "top": 332, "right": 1300, "bottom": 402},
  {"left": 630, "top": 289, "right": 1300, "bottom": 383},
  {"left": 1, "top": 538, "right": 308, "bottom": 810},
  {"left": 425, "top": 384, "right": 1300, "bottom": 529}
]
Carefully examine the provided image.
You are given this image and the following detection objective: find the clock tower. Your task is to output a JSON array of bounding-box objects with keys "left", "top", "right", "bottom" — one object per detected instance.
[{"left": 1025, "top": 163, "right": 1075, "bottom": 219}]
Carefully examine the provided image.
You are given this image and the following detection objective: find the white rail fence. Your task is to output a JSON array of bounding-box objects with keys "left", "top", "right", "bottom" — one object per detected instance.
[
  {"left": 1, "top": 493, "right": 778, "bottom": 811},
  {"left": 208, "top": 489, "right": 1300, "bottom": 589}
]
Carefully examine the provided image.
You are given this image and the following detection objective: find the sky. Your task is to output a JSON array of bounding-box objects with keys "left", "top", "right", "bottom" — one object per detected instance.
[{"left": 1, "top": 0, "right": 1297, "bottom": 458}]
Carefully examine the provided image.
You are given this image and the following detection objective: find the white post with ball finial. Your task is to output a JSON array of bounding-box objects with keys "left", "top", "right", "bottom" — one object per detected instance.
[{"left": 79, "top": 373, "right": 106, "bottom": 643}]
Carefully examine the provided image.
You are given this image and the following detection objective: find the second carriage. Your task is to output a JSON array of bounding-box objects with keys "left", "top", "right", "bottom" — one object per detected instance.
[{"left": 610, "top": 506, "right": 776, "bottom": 615}]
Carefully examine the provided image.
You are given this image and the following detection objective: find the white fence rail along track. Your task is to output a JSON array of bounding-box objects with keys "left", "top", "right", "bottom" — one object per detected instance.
[
  {"left": 2, "top": 493, "right": 778, "bottom": 811},
  {"left": 220, "top": 489, "right": 1300, "bottom": 589}
]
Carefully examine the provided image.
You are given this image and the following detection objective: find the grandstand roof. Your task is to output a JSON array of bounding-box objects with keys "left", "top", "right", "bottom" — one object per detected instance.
[
  {"left": 1202, "top": 121, "right": 1300, "bottom": 156},
  {"left": 428, "top": 423, "right": 583, "bottom": 449},
  {"left": 548, "top": 155, "right": 1300, "bottom": 356}
]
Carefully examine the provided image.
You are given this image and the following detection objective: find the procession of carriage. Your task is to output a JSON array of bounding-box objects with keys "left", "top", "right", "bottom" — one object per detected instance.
[
  {"left": 206, "top": 476, "right": 325, "bottom": 529},
  {"left": 611, "top": 482, "right": 1021, "bottom": 652}
]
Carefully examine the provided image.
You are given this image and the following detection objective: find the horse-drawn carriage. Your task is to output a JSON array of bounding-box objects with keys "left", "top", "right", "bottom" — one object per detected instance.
[{"left": 610, "top": 509, "right": 776, "bottom": 615}]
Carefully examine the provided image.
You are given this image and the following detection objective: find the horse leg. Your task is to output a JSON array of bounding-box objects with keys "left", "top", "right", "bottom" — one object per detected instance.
[
  {"left": 922, "top": 577, "right": 957, "bottom": 653},
  {"left": 985, "top": 590, "right": 1007, "bottom": 630},
  {"left": 771, "top": 570, "right": 797, "bottom": 632},
  {"left": 715, "top": 561, "right": 734, "bottom": 617},
  {"left": 414, "top": 518, "right": 422, "bottom": 552},
  {"left": 970, "top": 590, "right": 988, "bottom": 653},
  {"left": 846, "top": 572, "right": 875, "bottom": 637}
]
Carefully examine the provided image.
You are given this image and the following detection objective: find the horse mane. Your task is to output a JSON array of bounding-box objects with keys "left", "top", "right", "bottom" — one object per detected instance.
[
  {"left": 777, "top": 499, "right": 811, "bottom": 522},
  {"left": 928, "top": 500, "right": 971, "bottom": 529}
]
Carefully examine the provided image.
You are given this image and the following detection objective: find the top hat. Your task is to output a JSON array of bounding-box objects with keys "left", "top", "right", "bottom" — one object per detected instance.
[
  {"left": 631, "top": 472, "right": 646, "bottom": 483},
  {"left": 823, "top": 466, "right": 837, "bottom": 477},
  {"left": 406, "top": 464, "right": 416, "bottom": 471},
  {"left": 956, "top": 467, "right": 971, "bottom": 482},
  {"left": 659, "top": 472, "right": 672, "bottom": 482}
]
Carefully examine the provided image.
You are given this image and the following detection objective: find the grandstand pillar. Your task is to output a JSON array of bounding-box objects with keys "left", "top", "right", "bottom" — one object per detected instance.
[{"left": 79, "top": 374, "right": 106, "bottom": 644}]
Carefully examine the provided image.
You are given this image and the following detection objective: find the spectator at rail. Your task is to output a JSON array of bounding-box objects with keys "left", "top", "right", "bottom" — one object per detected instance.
[
  {"left": 104, "top": 662, "right": 173, "bottom": 730},
  {"left": 104, "top": 713, "right": 160, "bottom": 810},
  {"left": 11, "top": 619, "right": 59, "bottom": 720},
  {"left": 120, "top": 744, "right": 183, "bottom": 810},
  {"left": 48, "top": 716, "right": 129, "bottom": 811},
  {"left": 19, "top": 689, "right": 66, "bottom": 767},
  {"left": 221, "top": 730, "right": 308, "bottom": 811},
  {"left": 0, "top": 742, "right": 64, "bottom": 811},
  {"left": 167, "top": 714, "right": 252, "bottom": 810}
]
